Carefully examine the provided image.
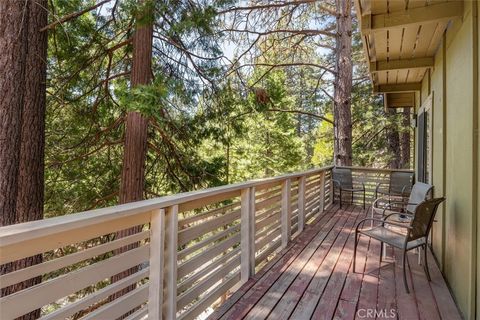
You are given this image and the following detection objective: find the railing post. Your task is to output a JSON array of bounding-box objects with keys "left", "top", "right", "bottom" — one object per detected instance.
[
  {"left": 297, "top": 176, "right": 306, "bottom": 232},
  {"left": 329, "top": 169, "right": 334, "bottom": 207},
  {"left": 163, "top": 205, "right": 178, "bottom": 319},
  {"left": 241, "top": 187, "right": 255, "bottom": 283},
  {"left": 319, "top": 171, "right": 325, "bottom": 213},
  {"left": 281, "top": 178, "right": 292, "bottom": 249},
  {"left": 149, "top": 209, "right": 165, "bottom": 320}
]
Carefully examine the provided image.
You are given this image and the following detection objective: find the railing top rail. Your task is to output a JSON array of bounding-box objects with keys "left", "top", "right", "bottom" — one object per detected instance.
[
  {"left": 0, "top": 165, "right": 334, "bottom": 247},
  {"left": 336, "top": 166, "right": 414, "bottom": 173}
]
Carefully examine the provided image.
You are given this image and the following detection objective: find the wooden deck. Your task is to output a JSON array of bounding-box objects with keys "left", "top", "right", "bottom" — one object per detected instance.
[{"left": 209, "top": 205, "right": 462, "bottom": 320}]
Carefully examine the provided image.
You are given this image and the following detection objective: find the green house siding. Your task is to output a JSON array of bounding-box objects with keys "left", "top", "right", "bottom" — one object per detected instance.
[
  {"left": 420, "top": 2, "right": 480, "bottom": 318},
  {"left": 431, "top": 42, "right": 446, "bottom": 270}
]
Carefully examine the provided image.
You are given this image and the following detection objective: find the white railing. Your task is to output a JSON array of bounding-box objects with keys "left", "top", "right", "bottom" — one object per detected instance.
[{"left": 0, "top": 166, "right": 334, "bottom": 320}]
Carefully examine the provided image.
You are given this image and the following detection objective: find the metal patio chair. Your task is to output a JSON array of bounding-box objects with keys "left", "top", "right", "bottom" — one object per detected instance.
[
  {"left": 332, "top": 167, "right": 366, "bottom": 209},
  {"left": 375, "top": 171, "right": 414, "bottom": 199},
  {"left": 354, "top": 197, "right": 446, "bottom": 293},
  {"left": 371, "top": 182, "right": 433, "bottom": 220}
]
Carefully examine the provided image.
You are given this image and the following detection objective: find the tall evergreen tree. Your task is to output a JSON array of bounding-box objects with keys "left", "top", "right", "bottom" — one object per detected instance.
[
  {"left": 386, "top": 108, "right": 401, "bottom": 168},
  {"left": 0, "top": 1, "right": 48, "bottom": 319},
  {"left": 400, "top": 108, "right": 411, "bottom": 168},
  {"left": 333, "top": 0, "right": 353, "bottom": 166}
]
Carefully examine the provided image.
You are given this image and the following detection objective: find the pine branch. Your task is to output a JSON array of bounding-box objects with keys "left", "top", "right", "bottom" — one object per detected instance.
[
  {"left": 230, "top": 62, "right": 336, "bottom": 76},
  {"left": 40, "top": 0, "right": 111, "bottom": 32},
  {"left": 222, "top": 28, "right": 336, "bottom": 38},
  {"left": 266, "top": 108, "right": 334, "bottom": 124},
  {"left": 218, "top": 1, "right": 337, "bottom": 16}
]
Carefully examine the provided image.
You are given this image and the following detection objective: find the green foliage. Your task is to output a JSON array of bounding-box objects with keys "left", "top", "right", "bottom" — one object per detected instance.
[
  {"left": 312, "top": 113, "right": 334, "bottom": 166},
  {"left": 35, "top": 1, "right": 414, "bottom": 316},
  {"left": 43, "top": 0, "right": 405, "bottom": 220}
]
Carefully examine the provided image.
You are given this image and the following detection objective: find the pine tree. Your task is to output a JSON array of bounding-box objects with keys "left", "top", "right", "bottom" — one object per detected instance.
[{"left": 333, "top": 0, "right": 353, "bottom": 166}]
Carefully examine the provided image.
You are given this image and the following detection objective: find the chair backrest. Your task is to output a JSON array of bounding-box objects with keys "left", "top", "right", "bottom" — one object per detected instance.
[
  {"left": 389, "top": 171, "right": 414, "bottom": 195},
  {"left": 332, "top": 168, "right": 353, "bottom": 189},
  {"left": 408, "top": 197, "right": 445, "bottom": 242},
  {"left": 406, "top": 182, "right": 433, "bottom": 213}
]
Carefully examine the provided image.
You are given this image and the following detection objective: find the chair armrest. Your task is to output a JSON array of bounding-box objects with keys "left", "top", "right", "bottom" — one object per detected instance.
[
  {"left": 383, "top": 212, "right": 413, "bottom": 222},
  {"left": 356, "top": 218, "right": 412, "bottom": 232},
  {"left": 372, "top": 196, "right": 392, "bottom": 208},
  {"left": 401, "top": 185, "right": 412, "bottom": 196},
  {"left": 389, "top": 201, "right": 418, "bottom": 207},
  {"left": 373, "top": 197, "right": 405, "bottom": 210},
  {"left": 375, "top": 182, "right": 388, "bottom": 193}
]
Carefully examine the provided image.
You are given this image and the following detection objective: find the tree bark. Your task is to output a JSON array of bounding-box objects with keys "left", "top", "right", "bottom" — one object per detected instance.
[
  {"left": 333, "top": 0, "right": 353, "bottom": 166},
  {"left": 0, "top": 1, "right": 28, "bottom": 228},
  {"left": 0, "top": 2, "right": 48, "bottom": 319},
  {"left": 112, "top": 0, "right": 153, "bottom": 299},
  {"left": 386, "top": 108, "right": 401, "bottom": 169},
  {"left": 119, "top": 3, "right": 153, "bottom": 205},
  {"left": 400, "top": 107, "right": 411, "bottom": 168}
]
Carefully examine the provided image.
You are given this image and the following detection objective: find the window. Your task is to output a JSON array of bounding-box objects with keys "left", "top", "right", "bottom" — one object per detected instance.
[{"left": 417, "top": 94, "right": 433, "bottom": 183}]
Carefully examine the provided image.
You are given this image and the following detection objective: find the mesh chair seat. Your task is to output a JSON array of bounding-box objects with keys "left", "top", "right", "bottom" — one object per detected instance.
[{"left": 359, "top": 227, "right": 425, "bottom": 250}]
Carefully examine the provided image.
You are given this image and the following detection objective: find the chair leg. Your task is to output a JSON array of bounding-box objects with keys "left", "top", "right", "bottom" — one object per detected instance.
[
  {"left": 353, "top": 232, "right": 358, "bottom": 273},
  {"left": 380, "top": 242, "right": 383, "bottom": 262},
  {"left": 363, "top": 190, "right": 366, "bottom": 209},
  {"left": 402, "top": 249, "right": 410, "bottom": 294},
  {"left": 371, "top": 206, "right": 374, "bottom": 227},
  {"left": 423, "top": 244, "right": 431, "bottom": 281},
  {"left": 339, "top": 189, "right": 342, "bottom": 208}
]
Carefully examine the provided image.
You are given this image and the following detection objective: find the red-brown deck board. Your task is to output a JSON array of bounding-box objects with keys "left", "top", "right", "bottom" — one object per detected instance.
[{"left": 208, "top": 205, "right": 462, "bottom": 320}]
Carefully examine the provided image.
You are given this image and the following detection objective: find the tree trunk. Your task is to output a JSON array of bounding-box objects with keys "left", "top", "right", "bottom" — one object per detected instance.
[
  {"left": 333, "top": 0, "right": 353, "bottom": 166},
  {"left": 0, "top": 2, "right": 47, "bottom": 319},
  {"left": 112, "top": 0, "right": 153, "bottom": 299},
  {"left": 0, "top": 0, "right": 28, "bottom": 301},
  {"left": 400, "top": 107, "right": 411, "bottom": 168},
  {"left": 386, "top": 108, "right": 401, "bottom": 169},
  {"left": 0, "top": 1, "right": 27, "bottom": 228}
]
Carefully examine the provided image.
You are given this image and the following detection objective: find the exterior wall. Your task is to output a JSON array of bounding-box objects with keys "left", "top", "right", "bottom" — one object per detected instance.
[
  {"left": 420, "top": 2, "right": 479, "bottom": 318},
  {"left": 430, "top": 43, "right": 446, "bottom": 269},
  {"left": 445, "top": 7, "right": 474, "bottom": 316},
  {"left": 476, "top": 3, "right": 480, "bottom": 319}
]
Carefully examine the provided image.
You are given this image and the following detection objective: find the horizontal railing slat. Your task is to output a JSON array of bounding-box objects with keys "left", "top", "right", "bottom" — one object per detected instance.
[
  {"left": 0, "top": 213, "right": 151, "bottom": 265},
  {"left": 178, "top": 249, "right": 240, "bottom": 294},
  {"left": 178, "top": 272, "right": 240, "bottom": 320},
  {"left": 40, "top": 269, "right": 149, "bottom": 320},
  {"left": 179, "top": 201, "right": 240, "bottom": 227},
  {"left": 124, "top": 305, "right": 148, "bottom": 320},
  {"left": 81, "top": 285, "right": 148, "bottom": 320},
  {"left": 177, "top": 255, "right": 239, "bottom": 310},
  {"left": 178, "top": 234, "right": 240, "bottom": 279},
  {"left": 178, "top": 224, "right": 240, "bottom": 261},
  {"left": 1, "top": 245, "right": 149, "bottom": 320},
  {"left": 1, "top": 230, "right": 149, "bottom": 288},
  {"left": 178, "top": 209, "right": 240, "bottom": 246}
]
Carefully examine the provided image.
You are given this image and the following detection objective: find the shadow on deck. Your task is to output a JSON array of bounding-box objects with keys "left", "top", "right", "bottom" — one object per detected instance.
[{"left": 209, "top": 205, "right": 462, "bottom": 320}]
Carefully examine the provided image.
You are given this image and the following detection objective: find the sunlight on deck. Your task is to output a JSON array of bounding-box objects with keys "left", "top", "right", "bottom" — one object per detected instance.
[{"left": 209, "top": 205, "right": 462, "bottom": 320}]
